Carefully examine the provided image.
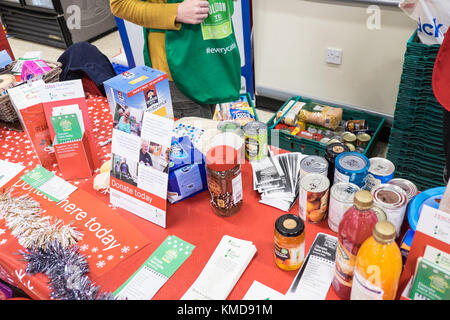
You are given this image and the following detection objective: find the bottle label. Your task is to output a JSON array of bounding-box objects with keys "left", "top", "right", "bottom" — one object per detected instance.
[
  {"left": 274, "top": 241, "right": 305, "bottom": 265},
  {"left": 350, "top": 269, "right": 384, "bottom": 300},
  {"left": 334, "top": 240, "right": 356, "bottom": 287},
  {"left": 232, "top": 173, "right": 243, "bottom": 205}
]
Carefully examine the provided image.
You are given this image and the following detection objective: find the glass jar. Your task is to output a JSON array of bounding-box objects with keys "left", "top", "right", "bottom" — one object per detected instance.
[
  {"left": 206, "top": 145, "right": 243, "bottom": 217},
  {"left": 274, "top": 214, "right": 305, "bottom": 271}
]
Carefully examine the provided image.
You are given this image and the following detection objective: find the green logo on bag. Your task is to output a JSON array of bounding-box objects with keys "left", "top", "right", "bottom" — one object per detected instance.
[{"left": 201, "top": 0, "right": 232, "bottom": 40}]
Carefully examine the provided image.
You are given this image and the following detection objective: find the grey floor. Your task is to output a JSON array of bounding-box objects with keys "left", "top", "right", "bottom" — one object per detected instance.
[{"left": 8, "top": 31, "right": 388, "bottom": 158}]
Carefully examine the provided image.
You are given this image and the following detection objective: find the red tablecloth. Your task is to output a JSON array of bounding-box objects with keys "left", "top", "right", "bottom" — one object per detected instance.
[{"left": 0, "top": 95, "right": 341, "bottom": 300}]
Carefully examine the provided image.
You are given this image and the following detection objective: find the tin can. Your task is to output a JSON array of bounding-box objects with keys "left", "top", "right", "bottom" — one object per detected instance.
[
  {"left": 323, "top": 130, "right": 334, "bottom": 139},
  {"left": 356, "top": 133, "right": 371, "bottom": 149},
  {"left": 300, "top": 155, "right": 329, "bottom": 178},
  {"left": 308, "top": 127, "right": 318, "bottom": 134},
  {"left": 364, "top": 157, "right": 395, "bottom": 191},
  {"left": 299, "top": 173, "right": 330, "bottom": 223},
  {"left": 327, "top": 139, "right": 341, "bottom": 145},
  {"left": 335, "top": 125, "right": 345, "bottom": 135},
  {"left": 387, "top": 178, "right": 418, "bottom": 203},
  {"left": 346, "top": 120, "right": 367, "bottom": 132},
  {"left": 243, "top": 121, "right": 268, "bottom": 161},
  {"left": 372, "top": 184, "right": 408, "bottom": 238},
  {"left": 342, "top": 132, "right": 357, "bottom": 146},
  {"left": 325, "top": 143, "right": 350, "bottom": 185},
  {"left": 328, "top": 182, "right": 360, "bottom": 232},
  {"left": 331, "top": 135, "right": 344, "bottom": 143},
  {"left": 355, "top": 147, "right": 365, "bottom": 154},
  {"left": 217, "top": 121, "right": 243, "bottom": 136},
  {"left": 345, "top": 143, "right": 356, "bottom": 152},
  {"left": 372, "top": 206, "right": 387, "bottom": 222},
  {"left": 320, "top": 137, "right": 331, "bottom": 145},
  {"left": 334, "top": 152, "right": 370, "bottom": 188}
]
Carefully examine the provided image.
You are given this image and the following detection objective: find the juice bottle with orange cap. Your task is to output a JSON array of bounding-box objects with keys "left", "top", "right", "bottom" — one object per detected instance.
[
  {"left": 350, "top": 221, "right": 403, "bottom": 300},
  {"left": 332, "top": 190, "right": 378, "bottom": 299}
]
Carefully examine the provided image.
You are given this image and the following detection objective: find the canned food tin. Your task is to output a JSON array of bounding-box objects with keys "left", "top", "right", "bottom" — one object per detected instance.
[
  {"left": 328, "top": 182, "right": 360, "bottom": 232},
  {"left": 347, "top": 120, "right": 367, "bottom": 132},
  {"left": 320, "top": 137, "right": 331, "bottom": 145},
  {"left": 334, "top": 152, "right": 370, "bottom": 188},
  {"left": 325, "top": 143, "right": 350, "bottom": 185},
  {"left": 372, "top": 184, "right": 408, "bottom": 238},
  {"left": 335, "top": 126, "right": 345, "bottom": 135},
  {"left": 345, "top": 143, "right": 356, "bottom": 152},
  {"left": 299, "top": 173, "right": 330, "bottom": 223},
  {"left": 323, "top": 130, "right": 335, "bottom": 139},
  {"left": 387, "top": 178, "right": 418, "bottom": 203},
  {"left": 372, "top": 206, "right": 387, "bottom": 222},
  {"left": 327, "top": 139, "right": 341, "bottom": 145},
  {"left": 355, "top": 147, "right": 365, "bottom": 154},
  {"left": 356, "top": 133, "right": 371, "bottom": 149},
  {"left": 331, "top": 135, "right": 344, "bottom": 143},
  {"left": 364, "top": 157, "right": 395, "bottom": 191},
  {"left": 217, "top": 121, "right": 243, "bottom": 136},
  {"left": 243, "top": 121, "right": 268, "bottom": 161},
  {"left": 300, "top": 155, "right": 329, "bottom": 178},
  {"left": 308, "top": 127, "right": 318, "bottom": 134},
  {"left": 342, "top": 132, "right": 357, "bottom": 145}
]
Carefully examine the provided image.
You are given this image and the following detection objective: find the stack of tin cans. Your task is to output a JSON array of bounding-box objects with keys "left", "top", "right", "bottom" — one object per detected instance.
[{"left": 297, "top": 149, "right": 418, "bottom": 239}]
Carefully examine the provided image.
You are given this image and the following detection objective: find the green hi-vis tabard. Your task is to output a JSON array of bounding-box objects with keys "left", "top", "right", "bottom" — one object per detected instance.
[{"left": 143, "top": 0, "right": 241, "bottom": 105}]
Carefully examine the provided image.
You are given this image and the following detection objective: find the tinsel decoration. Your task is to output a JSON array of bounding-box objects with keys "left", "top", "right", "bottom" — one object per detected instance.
[
  {"left": 0, "top": 193, "right": 83, "bottom": 248},
  {"left": 20, "top": 242, "right": 115, "bottom": 300},
  {"left": 0, "top": 192, "right": 115, "bottom": 300}
]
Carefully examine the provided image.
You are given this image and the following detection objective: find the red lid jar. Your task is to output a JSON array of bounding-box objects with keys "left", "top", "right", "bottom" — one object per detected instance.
[{"left": 206, "top": 145, "right": 243, "bottom": 217}]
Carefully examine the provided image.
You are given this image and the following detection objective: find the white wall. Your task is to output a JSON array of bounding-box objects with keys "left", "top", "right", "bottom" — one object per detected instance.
[{"left": 253, "top": 0, "right": 417, "bottom": 117}]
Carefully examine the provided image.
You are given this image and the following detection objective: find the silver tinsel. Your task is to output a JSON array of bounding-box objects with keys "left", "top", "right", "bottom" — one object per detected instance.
[
  {"left": 20, "top": 242, "right": 116, "bottom": 300},
  {"left": 1, "top": 192, "right": 115, "bottom": 300}
]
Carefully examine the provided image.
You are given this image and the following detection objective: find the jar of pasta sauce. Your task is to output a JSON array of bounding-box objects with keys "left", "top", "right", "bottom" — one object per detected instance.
[
  {"left": 274, "top": 214, "right": 305, "bottom": 271},
  {"left": 206, "top": 145, "right": 243, "bottom": 217}
]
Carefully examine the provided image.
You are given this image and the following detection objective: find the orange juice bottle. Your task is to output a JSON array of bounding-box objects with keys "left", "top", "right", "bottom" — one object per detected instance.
[{"left": 350, "top": 221, "right": 402, "bottom": 300}]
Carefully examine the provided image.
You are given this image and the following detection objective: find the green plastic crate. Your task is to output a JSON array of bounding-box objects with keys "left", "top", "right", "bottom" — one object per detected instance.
[{"left": 266, "top": 96, "right": 385, "bottom": 157}]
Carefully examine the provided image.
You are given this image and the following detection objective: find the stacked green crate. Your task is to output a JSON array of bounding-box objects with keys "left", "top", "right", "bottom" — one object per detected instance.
[{"left": 387, "top": 32, "right": 445, "bottom": 191}]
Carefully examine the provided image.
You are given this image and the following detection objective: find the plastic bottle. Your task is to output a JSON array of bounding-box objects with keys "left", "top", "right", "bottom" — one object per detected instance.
[
  {"left": 351, "top": 221, "right": 403, "bottom": 300},
  {"left": 332, "top": 190, "right": 378, "bottom": 299}
]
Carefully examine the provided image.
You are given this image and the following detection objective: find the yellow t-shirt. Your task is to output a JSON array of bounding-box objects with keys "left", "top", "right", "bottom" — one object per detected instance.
[{"left": 110, "top": 0, "right": 181, "bottom": 80}]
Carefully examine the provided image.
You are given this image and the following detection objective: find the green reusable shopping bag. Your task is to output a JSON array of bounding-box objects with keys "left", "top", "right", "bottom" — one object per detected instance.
[{"left": 143, "top": 0, "right": 241, "bottom": 104}]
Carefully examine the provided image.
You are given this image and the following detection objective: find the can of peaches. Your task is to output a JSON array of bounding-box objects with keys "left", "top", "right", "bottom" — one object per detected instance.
[{"left": 299, "top": 173, "right": 330, "bottom": 223}]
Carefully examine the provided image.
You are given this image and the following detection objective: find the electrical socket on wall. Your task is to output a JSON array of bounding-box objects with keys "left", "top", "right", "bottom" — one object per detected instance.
[{"left": 326, "top": 48, "right": 342, "bottom": 65}]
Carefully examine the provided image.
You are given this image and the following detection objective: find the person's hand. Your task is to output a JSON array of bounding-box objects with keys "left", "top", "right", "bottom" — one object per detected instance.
[{"left": 176, "top": 0, "right": 210, "bottom": 25}]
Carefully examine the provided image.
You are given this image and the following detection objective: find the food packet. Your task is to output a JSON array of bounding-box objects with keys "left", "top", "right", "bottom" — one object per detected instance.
[
  {"left": 298, "top": 102, "right": 343, "bottom": 130},
  {"left": 275, "top": 100, "right": 305, "bottom": 126}
]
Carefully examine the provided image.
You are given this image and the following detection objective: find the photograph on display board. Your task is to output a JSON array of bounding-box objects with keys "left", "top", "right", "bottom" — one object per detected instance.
[
  {"left": 112, "top": 153, "right": 138, "bottom": 187},
  {"left": 113, "top": 102, "right": 144, "bottom": 136},
  {"left": 140, "top": 139, "right": 170, "bottom": 174}
]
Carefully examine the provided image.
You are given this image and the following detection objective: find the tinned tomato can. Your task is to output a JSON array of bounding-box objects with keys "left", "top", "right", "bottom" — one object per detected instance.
[{"left": 299, "top": 173, "right": 330, "bottom": 223}]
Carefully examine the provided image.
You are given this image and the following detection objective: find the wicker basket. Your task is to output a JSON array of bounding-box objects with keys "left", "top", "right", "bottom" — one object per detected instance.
[{"left": 0, "top": 60, "right": 62, "bottom": 123}]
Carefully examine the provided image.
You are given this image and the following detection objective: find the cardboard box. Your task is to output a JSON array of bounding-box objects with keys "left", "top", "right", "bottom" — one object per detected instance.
[
  {"left": 168, "top": 136, "right": 207, "bottom": 204},
  {"left": 104, "top": 65, "right": 174, "bottom": 124}
]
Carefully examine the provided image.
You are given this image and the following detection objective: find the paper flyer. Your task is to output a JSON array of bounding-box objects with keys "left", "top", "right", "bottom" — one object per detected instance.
[
  {"left": 106, "top": 66, "right": 174, "bottom": 228},
  {"left": 114, "top": 235, "right": 194, "bottom": 300}
]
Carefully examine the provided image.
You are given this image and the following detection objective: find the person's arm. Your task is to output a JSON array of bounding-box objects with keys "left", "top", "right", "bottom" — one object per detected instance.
[{"left": 110, "top": 0, "right": 209, "bottom": 29}]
